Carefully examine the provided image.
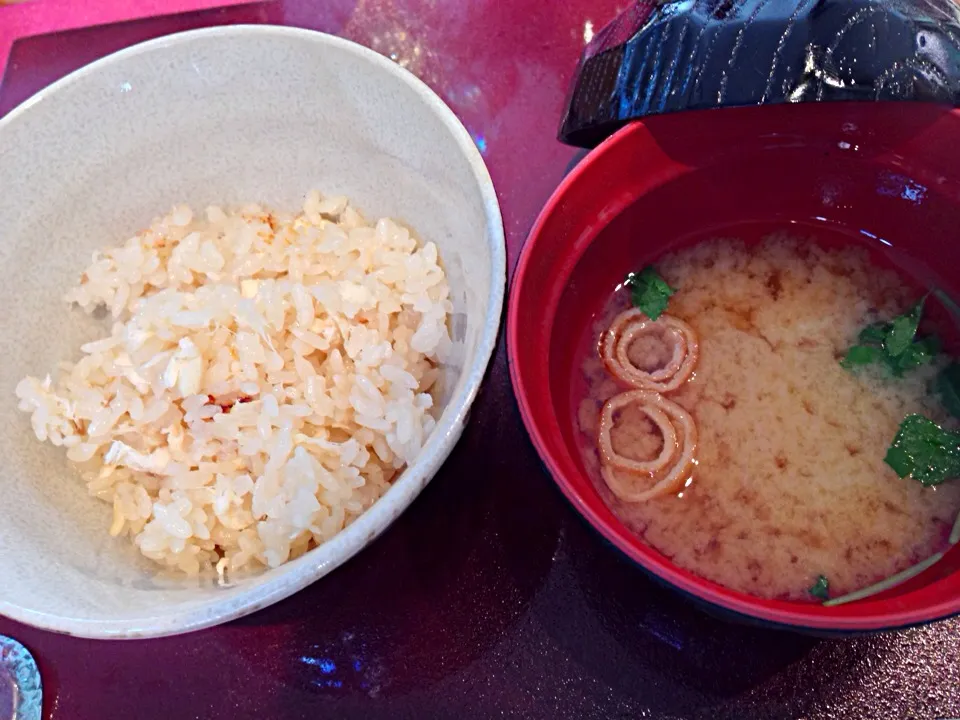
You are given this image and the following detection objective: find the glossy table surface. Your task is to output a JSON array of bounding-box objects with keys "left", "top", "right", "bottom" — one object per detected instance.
[{"left": 1, "top": 2, "right": 958, "bottom": 718}]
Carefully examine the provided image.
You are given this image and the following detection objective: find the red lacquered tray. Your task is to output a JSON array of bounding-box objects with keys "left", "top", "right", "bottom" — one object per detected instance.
[{"left": 1, "top": 2, "right": 958, "bottom": 719}]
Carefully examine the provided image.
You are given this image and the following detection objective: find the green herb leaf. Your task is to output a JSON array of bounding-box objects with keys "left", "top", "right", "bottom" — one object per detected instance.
[
  {"left": 936, "top": 362, "right": 960, "bottom": 420},
  {"left": 884, "top": 296, "right": 926, "bottom": 357},
  {"left": 809, "top": 575, "right": 830, "bottom": 601},
  {"left": 884, "top": 414, "right": 960, "bottom": 487},
  {"left": 884, "top": 445, "right": 915, "bottom": 478},
  {"left": 840, "top": 345, "right": 884, "bottom": 369},
  {"left": 858, "top": 322, "right": 890, "bottom": 345},
  {"left": 887, "top": 335, "right": 940, "bottom": 376},
  {"left": 625, "top": 266, "right": 675, "bottom": 321},
  {"left": 842, "top": 296, "right": 935, "bottom": 377}
]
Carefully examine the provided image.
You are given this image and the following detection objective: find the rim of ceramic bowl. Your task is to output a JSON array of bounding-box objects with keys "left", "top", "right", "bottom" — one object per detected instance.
[
  {"left": 0, "top": 24, "right": 505, "bottom": 639},
  {"left": 507, "top": 117, "right": 960, "bottom": 633}
]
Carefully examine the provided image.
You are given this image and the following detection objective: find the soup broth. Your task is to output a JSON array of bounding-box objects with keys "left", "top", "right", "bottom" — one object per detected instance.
[{"left": 573, "top": 234, "right": 960, "bottom": 600}]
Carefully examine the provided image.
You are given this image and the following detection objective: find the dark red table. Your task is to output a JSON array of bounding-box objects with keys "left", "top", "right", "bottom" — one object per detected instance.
[{"left": 1, "top": 2, "right": 958, "bottom": 718}]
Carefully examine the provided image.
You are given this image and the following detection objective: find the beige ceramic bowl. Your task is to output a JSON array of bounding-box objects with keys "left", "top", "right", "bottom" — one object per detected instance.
[{"left": 0, "top": 25, "right": 504, "bottom": 638}]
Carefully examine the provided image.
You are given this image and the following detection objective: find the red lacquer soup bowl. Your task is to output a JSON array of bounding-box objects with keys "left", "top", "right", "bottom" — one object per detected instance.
[{"left": 508, "top": 101, "right": 960, "bottom": 633}]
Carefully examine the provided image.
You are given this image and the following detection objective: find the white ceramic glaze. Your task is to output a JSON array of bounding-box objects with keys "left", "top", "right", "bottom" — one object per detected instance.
[{"left": 0, "top": 25, "right": 505, "bottom": 639}]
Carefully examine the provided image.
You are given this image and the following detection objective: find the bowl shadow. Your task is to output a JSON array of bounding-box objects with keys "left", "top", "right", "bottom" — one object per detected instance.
[{"left": 528, "top": 508, "right": 900, "bottom": 718}]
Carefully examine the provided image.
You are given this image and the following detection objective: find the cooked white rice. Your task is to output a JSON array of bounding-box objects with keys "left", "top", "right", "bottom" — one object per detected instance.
[{"left": 15, "top": 191, "right": 451, "bottom": 577}]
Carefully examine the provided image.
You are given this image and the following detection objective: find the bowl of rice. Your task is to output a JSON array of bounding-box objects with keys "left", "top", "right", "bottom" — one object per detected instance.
[{"left": 0, "top": 25, "right": 504, "bottom": 638}]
